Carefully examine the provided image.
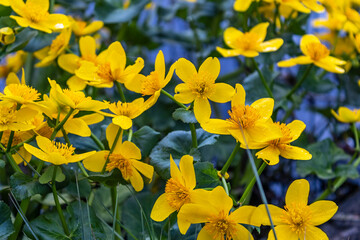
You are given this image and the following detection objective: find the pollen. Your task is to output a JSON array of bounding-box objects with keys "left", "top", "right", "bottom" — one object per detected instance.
[
  {"left": 281, "top": 203, "right": 311, "bottom": 235},
  {"left": 106, "top": 153, "right": 133, "bottom": 179},
  {"left": 141, "top": 71, "right": 161, "bottom": 95},
  {"left": 165, "top": 178, "right": 191, "bottom": 210},
  {"left": 49, "top": 32, "right": 67, "bottom": 55},
  {"left": 63, "top": 89, "right": 89, "bottom": 105},
  {"left": 306, "top": 42, "right": 329, "bottom": 61},
  {"left": 269, "top": 122, "right": 292, "bottom": 146},
  {"left": 203, "top": 210, "right": 237, "bottom": 240},
  {"left": 6, "top": 84, "right": 40, "bottom": 102},
  {"left": 49, "top": 141, "right": 75, "bottom": 158},
  {"left": 188, "top": 73, "right": 215, "bottom": 98},
  {"left": 108, "top": 102, "right": 132, "bottom": 117},
  {"left": 96, "top": 63, "right": 114, "bottom": 82},
  {"left": 235, "top": 32, "right": 260, "bottom": 50},
  {"left": 227, "top": 105, "right": 261, "bottom": 129}
]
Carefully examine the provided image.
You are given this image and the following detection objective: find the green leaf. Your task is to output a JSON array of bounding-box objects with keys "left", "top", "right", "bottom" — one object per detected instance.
[
  {"left": 132, "top": 126, "right": 161, "bottom": 157},
  {"left": 0, "top": 16, "right": 17, "bottom": 28},
  {"left": 24, "top": 202, "right": 109, "bottom": 240},
  {"left": 172, "top": 108, "right": 197, "bottom": 123},
  {"left": 150, "top": 129, "right": 218, "bottom": 179},
  {"left": 194, "top": 162, "right": 221, "bottom": 188},
  {"left": 0, "top": 6, "right": 12, "bottom": 16},
  {"left": 39, "top": 165, "right": 66, "bottom": 184},
  {"left": 6, "top": 28, "right": 38, "bottom": 53},
  {"left": 334, "top": 165, "right": 359, "bottom": 179},
  {"left": 296, "top": 139, "right": 350, "bottom": 179},
  {"left": 10, "top": 172, "right": 50, "bottom": 201},
  {"left": 24, "top": 31, "right": 58, "bottom": 52},
  {"left": 0, "top": 160, "right": 5, "bottom": 168},
  {"left": 0, "top": 201, "right": 14, "bottom": 239},
  {"left": 95, "top": 0, "right": 149, "bottom": 23}
]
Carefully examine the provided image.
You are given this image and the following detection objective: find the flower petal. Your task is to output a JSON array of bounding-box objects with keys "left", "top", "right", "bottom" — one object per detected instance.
[
  {"left": 35, "top": 136, "right": 53, "bottom": 154},
  {"left": 232, "top": 224, "right": 254, "bottom": 240},
  {"left": 286, "top": 120, "right": 306, "bottom": 142},
  {"left": 315, "top": 59, "right": 345, "bottom": 74},
  {"left": 82, "top": 151, "right": 109, "bottom": 172},
  {"left": 303, "top": 225, "right": 330, "bottom": 240},
  {"left": 231, "top": 84, "right": 246, "bottom": 107},
  {"left": 301, "top": 34, "right": 320, "bottom": 56},
  {"left": 175, "top": 58, "right": 197, "bottom": 83},
  {"left": 198, "top": 57, "right": 220, "bottom": 83},
  {"left": 194, "top": 97, "right": 211, "bottom": 123},
  {"left": 155, "top": 50, "right": 165, "bottom": 81},
  {"left": 64, "top": 118, "right": 91, "bottom": 137},
  {"left": 179, "top": 155, "right": 195, "bottom": 189},
  {"left": 58, "top": 54, "right": 80, "bottom": 74},
  {"left": 23, "top": 143, "right": 48, "bottom": 162},
  {"left": 119, "top": 141, "right": 141, "bottom": 160},
  {"left": 258, "top": 38, "right": 284, "bottom": 52},
  {"left": 251, "top": 98, "right": 274, "bottom": 120},
  {"left": 174, "top": 83, "right": 195, "bottom": 104},
  {"left": 308, "top": 200, "right": 338, "bottom": 226},
  {"left": 255, "top": 145, "right": 281, "bottom": 165},
  {"left": 197, "top": 228, "right": 218, "bottom": 240},
  {"left": 170, "top": 155, "right": 183, "bottom": 183},
  {"left": 233, "top": 0, "right": 252, "bottom": 12},
  {"left": 200, "top": 119, "right": 232, "bottom": 135},
  {"left": 280, "top": 145, "right": 312, "bottom": 160},
  {"left": 230, "top": 205, "right": 256, "bottom": 225},
  {"left": 129, "top": 167, "right": 144, "bottom": 191},
  {"left": 131, "top": 160, "right": 153, "bottom": 180},
  {"left": 217, "top": 47, "right": 249, "bottom": 57},
  {"left": 150, "top": 193, "right": 175, "bottom": 221},
  {"left": 250, "top": 204, "right": 285, "bottom": 226},
  {"left": 223, "top": 27, "right": 243, "bottom": 49},
  {"left": 285, "top": 179, "right": 309, "bottom": 206},
  {"left": 80, "top": 36, "right": 96, "bottom": 57},
  {"left": 208, "top": 83, "right": 235, "bottom": 103},
  {"left": 112, "top": 115, "right": 133, "bottom": 130},
  {"left": 250, "top": 22, "right": 269, "bottom": 43},
  {"left": 268, "top": 225, "right": 299, "bottom": 240}
]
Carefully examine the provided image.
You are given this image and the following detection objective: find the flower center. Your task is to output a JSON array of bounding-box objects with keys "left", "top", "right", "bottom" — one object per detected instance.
[
  {"left": 235, "top": 32, "right": 260, "bottom": 50},
  {"left": 63, "top": 89, "right": 89, "bottom": 106},
  {"left": 188, "top": 73, "right": 215, "bottom": 98},
  {"left": 0, "top": 105, "right": 17, "bottom": 127},
  {"left": 6, "top": 84, "right": 40, "bottom": 102},
  {"left": 141, "top": 71, "right": 161, "bottom": 95},
  {"left": 306, "top": 42, "right": 329, "bottom": 61},
  {"left": 281, "top": 203, "right": 311, "bottom": 235},
  {"left": 106, "top": 153, "right": 133, "bottom": 179},
  {"left": 50, "top": 141, "right": 75, "bottom": 158},
  {"left": 269, "top": 122, "right": 292, "bottom": 146},
  {"left": 75, "top": 21, "right": 87, "bottom": 32},
  {"left": 49, "top": 32, "right": 67, "bottom": 55},
  {"left": 96, "top": 63, "right": 114, "bottom": 82},
  {"left": 165, "top": 178, "right": 190, "bottom": 210},
  {"left": 227, "top": 105, "right": 261, "bottom": 129},
  {"left": 108, "top": 102, "right": 133, "bottom": 117},
  {"left": 203, "top": 210, "right": 237, "bottom": 240},
  {"left": 24, "top": 3, "right": 49, "bottom": 23}
]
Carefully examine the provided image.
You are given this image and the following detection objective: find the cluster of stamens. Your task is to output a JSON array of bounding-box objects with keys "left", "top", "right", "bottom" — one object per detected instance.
[
  {"left": 281, "top": 203, "right": 311, "bottom": 235},
  {"left": 165, "top": 178, "right": 190, "bottom": 210},
  {"left": 141, "top": 71, "right": 161, "bottom": 95},
  {"left": 106, "top": 153, "right": 132, "bottom": 179},
  {"left": 227, "top": 105, "right": 260, "bottom": 129},
  {"left": 6, "top": 84, "right": 40, "bottom": 102},
  {"left": 203, "top": 211, "right": 237, "bottom": 240}
]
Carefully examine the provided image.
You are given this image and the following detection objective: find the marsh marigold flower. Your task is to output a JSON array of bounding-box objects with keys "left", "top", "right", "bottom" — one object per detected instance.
[
  {"left": 75, "top": 41, "right": 144, "bottom": 88},
  {"left": 24, "top": 136, "right": 95, "bottom": 165},
  {"left": 217, "top": 22, "right": 284, "bottom": 58},
  {"left": 251, "top": 179, "right": 338, "bottom": 240},
  {"left": 0, "top": 102, "right": 37, "bottom": 132},
  {"left": 178, "top": 186, "right": 256, "bottom": 239},
  {"left": 277, "top": 34, "right": 346, "bottom": 73},
  {"left": 0, "top": 51, "right": 26, "bottom": 78},
  {"left": 125, "top": 50, "right": 175, "bottom": 108},
  {"left": 201, "top": 84, "right": 281, "bottom": 145},
  {"left": 174, "top": 57, "right": 235, "bottom": 123},
  {"left": 151, "top": 155, "right": 205, "bottom": 228},
  {"left": 246, "top": 120, "right": 312, "bottom": 165},
  {"left": 10, "top": 0, "right": 70, "bottom": 33},
  {"left": 83, "top": 124, "right": 154, "bottom": 192},
  {"left": 70, "top": 17, "right": 103, "bottom": 36},
  {"left": 331, "top": 107, "right": 360, "bottom": 123},
  {"left": 0, "top": 0, "right": 10, "bottom": 6},
  {"left": 34, "top": 28, "right": 72, "bottom": 67}
]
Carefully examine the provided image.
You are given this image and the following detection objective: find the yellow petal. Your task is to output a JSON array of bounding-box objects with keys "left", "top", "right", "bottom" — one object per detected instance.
[
  {"left": 64, "top": 118, "right": 91, "bottom": 137},
  {"left": 120, "top": 57, "right": 145, "bottom": 84},
  {"left": 240, "top": 50, "right": 259, "bottom": 58},
  {"left": 208, "top": 83, "right": 235, "bottom": 103},
  {"left": 79, "top": 113, "right": 104, "bottom": 125},
  {"left": 179, "top": 155, "right": 195, "bottom": 189},
  {"left": 250, "top": 204, "right": 285, "bottom": 226},
  {"left": 68, "top": 151, "right": 96, "bottom": 163},
  {"left": 6, "top": 72, "right": 20, "bottom": 85},
  {"left": 302, "top": 0, "right": 324, "bottom": 13},
  {"left": 75, "top": 61, "right": 98, "bottom": 81},
  {"left": 170, "top": 155, "right": 183, "bottom": 184},
  {"left": 250, "top": 22, "right": 269, "bottom": 43},
  {"left": 303, "top": 226, "right": 329, "bottom": 240},
  {"left": 150, "top": 193, "right": 175, "bottom": 221},
  {"left": 279, "top": 145, "right": 312, "bottom": 160},
  {"left": 131, "top": 160, "right": 153, "bottom": 180},
  {"left": 81, "top": 21, "right": 103, "bottom": 36},
  {"left": 232, "top": 224, "right": 254, "bottom": 240},
  {"left": 155, "top": 50, "right": 165, "bottom": 81},
  {"left": 286, "top": 120, "right": 306, "bottom": 142},
  {"left": 23, "top": 143, "right": 48, "bottom": 162},
  {"left": 233, "top": 0, "right": 252, "bottom": 12},
  {"left": 13, "top": 147, "right": 32, "bottom": 165},
  {"left": 119, "top": 141, "right": 141, "bottom": 160},
  {"left": 314, "top": 58, "right": 345, "bottom": 74},
  {"left": 251, "top": 98, "right": 274, "bottom": 120},
  {"left": 35, "top": 135, "right": 53, "bottom": 154},
  {"left": 231, "top": 84, "right": 246, "bottom": 107},
  {"left": 255, "top": 145, "right": 281, "bottom": 165},
  {"left": 284, "top": 0, "right": 310, "bottom": 13},
  {"left": 47, "top": 152, "right": 66, "bottom": 165},
  {"left": 44, "top": 14, "right": 71, "bottom": 31},
  {"left": 178, "top": 204, "right": 213, "bottom": 224},
  {"left": 106, "top": 123, "right": 122, "bottom": 150},
  {"left": 300, "top": 35, "right": 320, "bottom": 56},
  {"left": 112, "top": 115, "right": 133, "bottom": 130},
  {"left": 285, "top": 179, "right": 309, "bottom": 206},
  {"left": 217, "top": 47, "right": 247, "bottom": 57},
  {"left": 332, "top": 107, "right": 358, "bottom": 123},
  {"left": 124, "top": 74, "right": 146, "bottom": 94},
  {"left": 278, "top": 56, "right": 313, "bottom": 67},
  {"left": 223, "top": 27, "right": 243, "bottom": 49},
  {"left": 194, "top": 97, "right": 211, "bottom": 123},
  {"left": 80, "top": 36, "right": 96, "bottom": 57},
  {"left": 58, "top": 54, "right": 80, "bottom": 74},
  {"left": 175, "top": 58, "right": 197, "bottom": 83},
  {"left": 198, "top": 57, "right": 220, "bottom": 83},
  {"left": 67, "top": 75, "right": 87, "bottom": 91},
  {"left": 10, "top": 0, "right": 26, "bottom": 16},
  {"left": 129, "top": 167, "right": 144, "bottom": 191},
  {"left": 268, "top": 226, "right": 299, "bottom": 240},
  {"left": 77, "top": 99, "right": 108, "bottom": 112},
  {"left": 325, "top": 56, "right": 346, "bottom": 65},
  {"left": 258, "top": 38, "right": 283, "bottom": 52},
  {"left": 308, "top": 200, "right": 338, "bottom": 226},
  {"left": 82, "top": 151, "right": 109, "bottom": 172},
  {"left": 197, "top": 228, "right": 213, "bottom": 240},
  {"left": 230, "top": 205, "right": 256, "bottom": 224},
  {"left": 27, "top": 0, "right": 49, "bottom": 12},
  {"left": 174, "top": 83, "right": 195, "bottom": 104},
  {"left": 200, "top": 119, "right": 232, "bottom": 135}
]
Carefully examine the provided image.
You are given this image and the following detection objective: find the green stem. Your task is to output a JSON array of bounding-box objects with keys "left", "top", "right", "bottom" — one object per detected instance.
[
  {"left": 353, "top": 123, "right": 359, "bottom": 152},
  {"left": 251, "top": 58, "right": 274, "bottom": 99},
  {"left": 10, "top": 135, "right": 35, "bottom": 152},
  {"left": 115, "top": 81, "right": 126, "bottom": 103},
  {"left": 127, "top": 128, "right": 133, "bottom": 142},
  {"left": 8, "top": 198, "right": 30, "bottom": 240},
  {"left": 189, "top": 123, "right": 198, "bottom": 148},
  {"left": 160, "top": 89, "right": 187, "bottom": 109},
  {"left": 51, "top": 108, "right": 75, "bottom": 140},
  {"left": 101, "top": 128, "right": 123, "bottom": 174},
  {"left": 5, "top": 152, "right": 22, "bottom": 173},
  {"left": 111, "top": 186, "right": 121, "bottom": 240},
  {"left": 239, "top": 162, "right": 267, "bottom": 205},
  {"left": 286, "top": 64, "right": 313, "bottom": 99},
  {"left": 52, "top": 166, "right": 70, "bottom": 236},
  {"left": 6, "top": 131, "right": 15, "bottom": 152},
  {"left": 90, "top": 132, "right": 105, "bottom": 150},
  {"left": 49, "top": 0, "right": 55, "bottom": 13},
  {"left": 220, "top": 142, "right": 240, "bottom": 176},
  {"left": 221, "top": 177, "right": 229, "bottom": 195}
]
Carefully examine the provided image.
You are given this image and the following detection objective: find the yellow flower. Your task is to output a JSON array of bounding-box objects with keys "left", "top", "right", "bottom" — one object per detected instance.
[
  {"left": 278, "top": 34, "right": 346, "bottom": 74},
  {"left": 178, "top": 186, "right": 256, "bottom": 239},
  {"left": 151, "top": 155, "right": 204, "bottom": 227},
  {"left": 105, "top": 98, "right": 149, "bottom": 130},
  {"left": 300, "top": 0, "right": 324, "bottom": 12},
  {"left": 201, "top": 84, "right": 281, "bottom": 145},
  {"left": 331, "top": 107, "right": 360, "bottom": 123},
  {"left": 351, "top": 32, "right": 360, "bottom": 53},
  {"left": 0, "top": 102, "right": 37, "bottom": 132},
  {"left": 34, "top": 28, "right": 72, "bottom": 67},
  {"left": 1, "top": 130, "right": 33, "bottom": 165},
  {"left": 246, "top": 120, "right": 312, "bottom": 165},
  {"left": 58, "top": 36, "right": 98, "bottom": 90},
  {"left": 251, "top": 179, "right": 338, "bottom": 240},
  {"left": 0, "top": 50, "right": 26, "bottom": 78},
  {"left": 83, "top": 124, "right": 154, "bottom": 192},
  {"left": 125, "top": 50, "right": 175, "bottom": 108},
  {"left": 24, "top": 136, "right": 95, "bottom": 165},
  {"left": 70, "top": 17, "right": 103, "bottom": 36},
  {"left": 0, "top": 27, "right": 15, "bottom": 45},
  {"left": 48, "top": 79, "right": 107, "bottom": 112},
  {"left": 174, "top": 57, "right": 235, "bottom": 123},
  {"left": 10, "top": 0, "right": 70, "bottom": 33},
  {"left": 75, "top": 41, "right": 144, "bottom": 88},
  {"left": 217, "top": 22, "right": 284, "bottom": 58},
  {"left": 234, "top": 0, "right": 273, "bottom": 12},
  {"left": 0, "top": 0, "right": 10, "bottom": 6}
]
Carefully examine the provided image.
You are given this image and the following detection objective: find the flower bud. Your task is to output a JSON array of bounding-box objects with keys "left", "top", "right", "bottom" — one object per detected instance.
[{"left": 0, "top": 27, "right": 15, "bottom": 45}]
